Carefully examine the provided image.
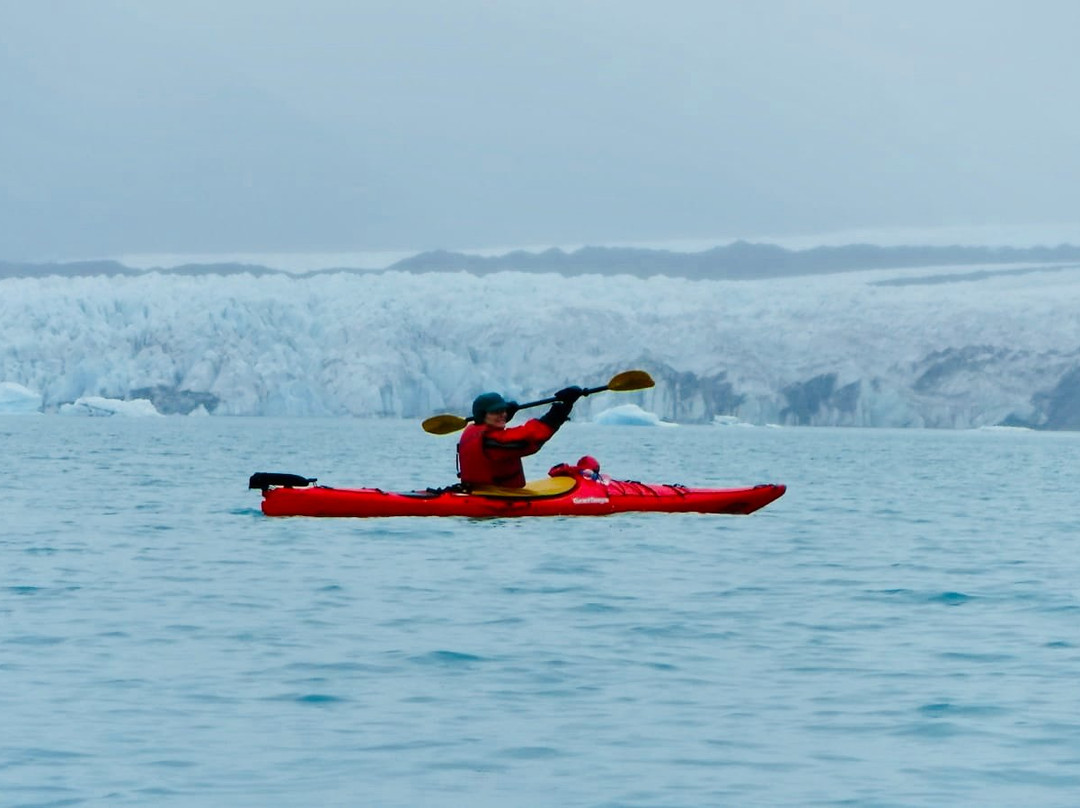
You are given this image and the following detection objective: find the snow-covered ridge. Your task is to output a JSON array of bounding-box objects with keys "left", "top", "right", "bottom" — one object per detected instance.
[{"left": 2, "top": 264, "right": 1079, "bottom": 427}]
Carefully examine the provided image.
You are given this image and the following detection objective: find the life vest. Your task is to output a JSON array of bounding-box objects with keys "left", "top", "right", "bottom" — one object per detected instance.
[{"left": 457, "top": 419, "right": 555, "bottom": 488}]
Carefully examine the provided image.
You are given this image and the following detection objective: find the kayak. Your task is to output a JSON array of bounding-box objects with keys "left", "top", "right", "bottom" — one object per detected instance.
[{"left": 249, "top": 471, "right": 785, "bottom": 518}]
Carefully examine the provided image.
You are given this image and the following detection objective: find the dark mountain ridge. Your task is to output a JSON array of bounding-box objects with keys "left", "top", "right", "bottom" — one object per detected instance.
[{"left": 4, "top": 241, "right": 1080, "bottom": 280}]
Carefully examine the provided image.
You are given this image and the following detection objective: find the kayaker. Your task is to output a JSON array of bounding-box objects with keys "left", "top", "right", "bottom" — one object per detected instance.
[
  {"left": 457, "top": 386, "right": 584, "bottom": 488},
  {"left": 549, "top": 455, "right": 610, "bottom": 483}
]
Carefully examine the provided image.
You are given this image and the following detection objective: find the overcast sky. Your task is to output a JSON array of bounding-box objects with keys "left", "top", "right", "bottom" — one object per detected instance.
[{"left": 3, "top": 0, "right": 1080, "bottom": 261}]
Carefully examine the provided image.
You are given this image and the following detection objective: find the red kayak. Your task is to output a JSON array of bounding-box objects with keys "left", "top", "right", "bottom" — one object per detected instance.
[{"left": 250, "top": 471, "right": 785, "bottom": 518}]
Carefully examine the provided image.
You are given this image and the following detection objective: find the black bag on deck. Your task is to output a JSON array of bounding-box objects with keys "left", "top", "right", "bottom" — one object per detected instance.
[{"left": 248, "top": 472, "right": 317, "bottom": 492}]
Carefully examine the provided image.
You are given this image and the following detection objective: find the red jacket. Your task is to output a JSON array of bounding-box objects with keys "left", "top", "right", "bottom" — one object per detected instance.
[{"left": 457, "top": 419, "right": 556, "bottom": 488}]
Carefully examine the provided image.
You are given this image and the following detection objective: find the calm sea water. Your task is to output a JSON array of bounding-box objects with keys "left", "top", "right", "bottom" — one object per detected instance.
[{"left": 2, "top": 417, "right": 1078, "bottom": 807}]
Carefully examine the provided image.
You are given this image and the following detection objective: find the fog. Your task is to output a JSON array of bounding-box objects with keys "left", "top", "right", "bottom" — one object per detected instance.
[{"left": 3, "top": 0, "right": 1079, "bottom": 260}]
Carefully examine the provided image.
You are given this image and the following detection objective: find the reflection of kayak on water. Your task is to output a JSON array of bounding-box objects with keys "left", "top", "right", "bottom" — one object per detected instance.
[{"left": 249, "top": 465, "right": 786, "bottom": 519}]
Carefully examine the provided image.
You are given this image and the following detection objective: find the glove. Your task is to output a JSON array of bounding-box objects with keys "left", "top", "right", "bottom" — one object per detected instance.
[
  {"left": 505, "top": 400, "right": 519, "bottom": 420},
  {"left": 538, "top": 401, "right": 572, "bottom": 431},
  {"left": 554, "top": 386, "right": 584, "bottom": 406}
]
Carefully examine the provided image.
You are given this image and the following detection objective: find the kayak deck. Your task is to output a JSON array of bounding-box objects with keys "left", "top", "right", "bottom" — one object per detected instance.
[{"left": 252, "top": 472, "right": 785, "bottom": 518}]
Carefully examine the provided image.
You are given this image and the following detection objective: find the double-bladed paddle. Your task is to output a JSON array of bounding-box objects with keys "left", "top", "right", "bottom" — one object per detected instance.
[{"left": 421, "top": 369, "right": 655, "bottom": 435}]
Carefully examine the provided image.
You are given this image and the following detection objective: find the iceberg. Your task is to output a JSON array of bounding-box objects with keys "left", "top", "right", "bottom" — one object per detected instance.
[
  {"left": 593, "top": 404, "right": 675, "bottom": 427},
  {"left": 0, "top": 382, "right": 42, "bottom": 414},
  {"left": 59, "top": 397, "right": 162, "bottom": 417}
]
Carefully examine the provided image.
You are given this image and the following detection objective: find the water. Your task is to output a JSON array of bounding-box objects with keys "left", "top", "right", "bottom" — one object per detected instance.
[{"left": 2, "top": 418, "right": 1079, "bottom": 807}]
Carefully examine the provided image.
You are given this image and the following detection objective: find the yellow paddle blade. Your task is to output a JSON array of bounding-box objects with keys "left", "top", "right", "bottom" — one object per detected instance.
[
  {"left": 606, "top": 369, "right": 655, "bottom": 392},
  {"left": 421, "top": 413, "right": 469, "bottom": 435}
]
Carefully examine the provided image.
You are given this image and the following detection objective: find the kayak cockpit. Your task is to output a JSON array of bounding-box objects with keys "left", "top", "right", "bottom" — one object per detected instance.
[{"left": 468, "top": 476, "right": 577, "bottom": 498}]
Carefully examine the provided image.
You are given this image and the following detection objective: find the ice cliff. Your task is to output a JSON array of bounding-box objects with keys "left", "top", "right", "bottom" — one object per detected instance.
[{"left": 2, "top": 262, "right": 1079, "bottom": 428}]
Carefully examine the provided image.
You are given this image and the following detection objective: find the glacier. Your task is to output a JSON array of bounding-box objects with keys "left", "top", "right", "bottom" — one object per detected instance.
[{"left": 2, "top": 262, "right": 1079, "bottom": 428}]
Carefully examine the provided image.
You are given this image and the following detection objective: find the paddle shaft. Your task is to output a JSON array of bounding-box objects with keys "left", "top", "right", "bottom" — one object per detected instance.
[
  {"left": 490, "top": 384, "right": 609, "bottom": 423},
  {"left": 465, "top": 383, "right": 609, "bottom": 425},
  {"left": 421, "top": 370, "right": 654, "bottom": 434}
]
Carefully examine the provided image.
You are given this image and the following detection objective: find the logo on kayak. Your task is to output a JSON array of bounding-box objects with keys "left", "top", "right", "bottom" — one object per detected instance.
[{"left": 572, "top": 497, "right": 609, "bottom": 505}]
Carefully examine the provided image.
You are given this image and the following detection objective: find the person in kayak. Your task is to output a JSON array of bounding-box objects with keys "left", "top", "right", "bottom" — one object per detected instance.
[
  {"left": 457, "top": 386, "right": 584, "bottom": 488},
  {"left": 548, "top": 454, "right": 610, "bottom": 483}
]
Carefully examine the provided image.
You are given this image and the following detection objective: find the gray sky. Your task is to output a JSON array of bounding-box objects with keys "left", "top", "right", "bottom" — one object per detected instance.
[{"left": 3, "top": 0, "right": 1080, "bottom": 260}]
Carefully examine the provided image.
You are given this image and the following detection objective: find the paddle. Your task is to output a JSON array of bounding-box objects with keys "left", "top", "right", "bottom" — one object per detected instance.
[{"left": 421, "top": 369, "right": 655, "bottom": 435}]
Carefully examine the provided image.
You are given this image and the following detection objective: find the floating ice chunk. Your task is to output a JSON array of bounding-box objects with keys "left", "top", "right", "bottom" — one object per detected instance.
[
  {"left": 59, "top": 396, "right": 163, "bottom": 417},
  {"left": 0, "top": 382, "right": 42, "bottom": 414},
  {"left": 593, "top": 403, "right": 676, "bottom": 427},
  {"left": 188, "top": 404, "right": 211, "bottom": 417},
  {"left": 712, "top": 414, "right": 754, "bottom": 427}
]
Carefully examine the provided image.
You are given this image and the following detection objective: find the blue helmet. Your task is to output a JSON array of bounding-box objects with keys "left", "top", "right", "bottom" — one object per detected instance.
[{"left": 472, "top": 392, "right": 510, "bottom": 422}]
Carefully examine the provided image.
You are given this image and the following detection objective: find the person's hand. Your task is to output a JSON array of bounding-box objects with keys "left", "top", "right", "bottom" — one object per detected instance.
[
  {"left": 505, "top": 400, "right": 519, "bottom": 420},
  {"left": 554, "top": 386, "right": 584, "bottom": 406}
]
